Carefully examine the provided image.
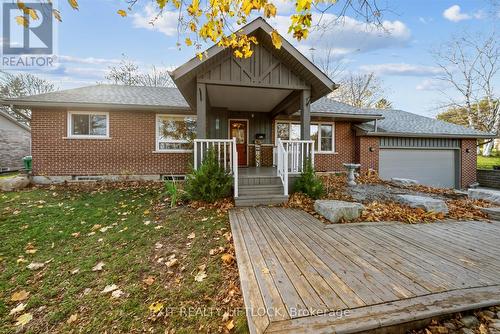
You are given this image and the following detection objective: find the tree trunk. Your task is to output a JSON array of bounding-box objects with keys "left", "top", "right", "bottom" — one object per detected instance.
[{"left": 483, "top": 141, "right": 494, "bottom": 156}]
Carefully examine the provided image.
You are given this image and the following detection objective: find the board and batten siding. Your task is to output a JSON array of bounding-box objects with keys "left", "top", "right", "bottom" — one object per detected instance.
[{"left": 379, "top": 137, "right": 461, "bottom": 149}]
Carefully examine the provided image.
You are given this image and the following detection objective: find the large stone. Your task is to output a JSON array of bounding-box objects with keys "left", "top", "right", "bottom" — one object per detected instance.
[
  {"left": 468, "top": 188, "right": 500, "bottom": 205},
  {"left": 0, "top": 176, "right": 30, "bottom": 191},
  {"left": 391, "top": 178, "right": 419, "bottom": 185},
  {"left": 314, "top": 200, "right": 365, "bottom": 223},
  {"left": 460, "top": 315, "right": 479, "bottom": 328},
  {"left": 395, "top": 195, "right": 449, "bottom": 214}
]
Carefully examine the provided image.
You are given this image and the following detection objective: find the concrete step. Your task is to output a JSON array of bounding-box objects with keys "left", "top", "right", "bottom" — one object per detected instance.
[
  {"left": 235, "top": 194, "right": 289, "bottom": 207},
  {"left": 239, "top": 184, "right": 284, "bottom": 196},
  {"left": 238, "top": 176, "right": 282, "bottom": 186}
]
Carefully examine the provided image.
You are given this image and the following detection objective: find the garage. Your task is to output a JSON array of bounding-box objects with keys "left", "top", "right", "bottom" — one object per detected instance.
[{"left": 378, "top": 137, "right": 460, "bottom": 189}]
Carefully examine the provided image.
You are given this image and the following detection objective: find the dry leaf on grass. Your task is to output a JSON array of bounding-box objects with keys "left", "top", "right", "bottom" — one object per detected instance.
[
  {"left": 187, "top": 232, "right": 196, "bottom": 239},
  {"left": 111, "top": 289, "right": 125, "bottom": 298},
  {"left": 142, "top": 276, "right": 155, "bottom": 285},
  {"left": 92, "top": 261, "right": 105, "bottom": 271},
  {"left": 226, "top": 319, "right": 235, "bottom": 330},
  {"left": 9, "top": 303, "right": 26, "bottom": 315},
  {"left": 149, "top": 301, "right": 164, "bottom": 313},
  {"left": 14, "top": 313, "right": 32, "bottom": 326},
  {"left": 101, "top": 284, "right": 118, "bottom": 294},
  {"left": 26, "top": 262, "right": 45, "bottom": 270},
  {"left": 66, "top": 313, "right": 78, "bottom": 324},
  {"left": 194, "top": 270, "right": 207, "bottom": 282},
  {"left": 11, "top": 290, "right": 29, "bottom": 302}
]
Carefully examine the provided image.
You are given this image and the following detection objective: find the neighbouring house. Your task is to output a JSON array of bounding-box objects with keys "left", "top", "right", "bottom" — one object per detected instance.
[
  {"left": 1, "top": 18, "right": 494, "bottom": 204},
  {"left": 0, "top": 109, "right": 31, "bottom": 171}
]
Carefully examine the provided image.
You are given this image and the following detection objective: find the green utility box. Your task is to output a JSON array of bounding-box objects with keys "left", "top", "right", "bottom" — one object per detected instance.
[{"left": 23, "top": 156, "right": 32, "bottom": 171}]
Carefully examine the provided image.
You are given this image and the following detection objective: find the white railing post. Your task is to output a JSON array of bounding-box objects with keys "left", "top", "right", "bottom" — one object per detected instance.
[
  {"left": 194, "top": 141, "right": 198, "bottom": 170},
  {"left": 232, "top": 137, "right": 238, "bottom": 198},
  {"left": 276, "top": 138, "right": 289, "bottom": 196}
]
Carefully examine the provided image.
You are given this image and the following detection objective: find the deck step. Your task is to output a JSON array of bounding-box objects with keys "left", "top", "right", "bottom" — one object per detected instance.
[
  {"left": 235, "top": 194, "right": 289, "bottom": 207},
  {"left": 239, "top": 184, "right": 284, "bottom": 196},
  {"left": 238, "top": 176, "right": 282, "bottom": 186}
]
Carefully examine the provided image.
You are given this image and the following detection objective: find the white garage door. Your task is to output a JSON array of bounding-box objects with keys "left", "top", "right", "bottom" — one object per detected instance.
[{"left": 379, "top": 149, "right": 457, "bottom": 188}]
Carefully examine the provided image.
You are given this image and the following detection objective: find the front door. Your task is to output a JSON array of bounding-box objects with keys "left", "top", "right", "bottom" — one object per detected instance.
[{"left": 229, "top": 120, "right": 248, "bottom": 166}]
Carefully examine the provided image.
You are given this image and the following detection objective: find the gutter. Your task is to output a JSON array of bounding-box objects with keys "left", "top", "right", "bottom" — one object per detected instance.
[
  {"left": 0, "top": 99, "right": 192, "bottom": 112},
  {"left": 360, "top": 130, "right": 496, "bottom": 139}
]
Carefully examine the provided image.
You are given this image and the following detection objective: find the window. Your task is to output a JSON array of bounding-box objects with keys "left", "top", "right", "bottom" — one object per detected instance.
[
  {"left": 156, "top": 115, "right": 197, "bottom": 151},
  {"left": 275, "top": 121, "right": 335, "bottom": 152},
  {"left": 68, "top": 111, "right": 109, "bottom": 138}
]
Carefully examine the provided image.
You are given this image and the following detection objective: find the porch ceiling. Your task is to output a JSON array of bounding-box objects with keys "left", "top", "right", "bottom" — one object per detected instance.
[{"left": 207, "top": 85, "right": 292, "bottom": 112}]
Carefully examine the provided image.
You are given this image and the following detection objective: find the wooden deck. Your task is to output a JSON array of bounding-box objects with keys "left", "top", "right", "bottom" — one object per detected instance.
[{"left": 229, "top": 207, "right": 500, "bottom": 334}]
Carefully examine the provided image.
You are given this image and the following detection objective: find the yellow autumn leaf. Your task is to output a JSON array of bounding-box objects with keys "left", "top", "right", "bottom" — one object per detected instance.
[
  {"left": 196, "top": 52, "right": 203, "bottom": 60},
  {"left": 17, "top": 1, "right": 25, "bottom": 10},
  {"left": 226, "top": 319, "right": 235, "bottom": 330},
  {"left": 157, "top": 0, "right": 167, "bottom": 9},
  {"left": 270, "top": 30, "right": 282, "bottom": 49},
  {"left": 149, "top": 301, "right": 164, "bottom": 313},
  {"left": 68, "top": 0, "right": 79, "bottom": 10},
  {"left": 263, "top": 3, "right": 277, "bottom": 18},
  {"left": 117, "top": 9, "right": 127, "bottom": 17},
  {"left": 185, "top": 37, "right": 193, "bottom": 46},
  {"left": 15, "top": 16, "right": 28, "bottom": 28},
  {"left": 52, "top": 9, "right": 62, "bottom": 22},
  {"left": 221, "top": 253, "right": 235, "bottom": 265},
  {"left": 27, "top": 8, "right": 39, "bottom": 20},
  {"left": 11, "top": 290, "right": 29, "bottom": 302},
  {"left": 143, "top": 210, "right": 150, "bottom": 215},
  {"left": 14, "top": 313, "right": 32, "bottom": 326}
]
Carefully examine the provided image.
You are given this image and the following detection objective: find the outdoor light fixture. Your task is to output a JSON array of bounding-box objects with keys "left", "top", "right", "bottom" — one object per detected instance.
[
  {"left": 369, "top": 147, "right": 374, "bottom": 152},
  {"left": 215, "top": 118, "right": 220, "bottom": 130},
  {"left": 466, "top": 148, "right": 470, "bottom": 153}
]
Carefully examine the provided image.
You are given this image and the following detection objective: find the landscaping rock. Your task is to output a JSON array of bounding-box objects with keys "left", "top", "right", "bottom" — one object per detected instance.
[
  {"left": 0, "top": 176, "right": 30, "bottom": 192},
  {"left": 395, "top": 195, "right": 449, "bottom": 214},
  {"left": 460, "top": 315, "right": 479, "bottom": 328},
  {"left": 391, "top": 178, "right": 418, "bottom": 185},
  {"left": 468, "top": 189, "right": 500, "bottom": 205},
  {"left": 459, "top": 328, "right": 474, "bottom": 334},
  {"left": 314, "top": 200, "right": 365, "bottom": 223},
  {"left": 443, "top": 322, "right": 457, "bottom": 331}
]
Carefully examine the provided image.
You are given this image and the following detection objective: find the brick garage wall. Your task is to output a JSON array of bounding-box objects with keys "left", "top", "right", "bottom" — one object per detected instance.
[
  {"left": 31, "top": 109, "right": 191, "bottom": 176},
  {"left": 460, "top": 139, "right": 477, "bottom": 188},
  {"left": 355, "top": 136, "right": 379, "bottom": 172},
  {"left": 314, "top": 122, "right": 357, "bottom": 172}
]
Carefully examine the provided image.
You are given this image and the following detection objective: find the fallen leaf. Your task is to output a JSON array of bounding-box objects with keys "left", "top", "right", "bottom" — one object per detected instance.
[
  {"left": 70, "top": 268, "right": 80, "bottom": 275},
  {"left": 66, "top": 313, "right": 77, "bottom": 324},
  {"left": 262, "top": 267, "right": 270, "bottom": 274},
  {"left": 226, "top": 319, "right": 235, "bottom": 330},
  {"left": 92, "top": 261, "right": 105, "bottom": 271},
  {"left": 194, "top": 270, "right": 207, "bottom": 282},
  {"left": 91, "top": 224, "right": 102, "bottom": 231},
  {"left": 221, "top": 253, "right": 235, "bottom": 265},
  {"left": 187, "top": 232, "right": 196, "bottom": 239},
  {"left": 155, "top": 242, "right": 163, "bottom": 249},
  {"left": 9, "top": 303, "right": 26, "bottom": 315},
  {"left": 101, "top": 284, "right": 118, "bottom": 294},
  {"left": 71, "top": 232, "right": 80, "bottom": 238},
  {"left": 142, "top": 276, "right": 155, "bottom": 285},
  {"left": 166, "top": 258, "right": 178, "bottom": 268},
  {"left": 26, "top": 262, "right": 45, "bottom": 270},
  {"left": 143, "top": 209, "right": 150, "bottom": 215},
  {"left": 111, "top": 289, "right": 124, "bottom": 298},
  {"left": 11, "top": 290, "right": 29, "bottom": 302},
  {"left": 222, "top": 311, "right": 230, "bottom": 321},
  {"left": 16, "top": 257, "right": 27, "bottom": 264},
  {"left": 14, "top": 313, "right": 32, "bottom": 326},
  {"left": 25, "top": 249, "right": 37, "bottom": 254},
  {"left": 149, "top": 301, "right": 164, "bottom": 313}
]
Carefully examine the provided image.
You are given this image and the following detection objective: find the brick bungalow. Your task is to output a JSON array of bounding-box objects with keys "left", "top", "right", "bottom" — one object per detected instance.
[{"left": 1, "top": 18, "right": 494, "bottom": 204}]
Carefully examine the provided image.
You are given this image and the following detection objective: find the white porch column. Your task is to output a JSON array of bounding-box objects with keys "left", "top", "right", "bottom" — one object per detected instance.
[
  {"left": 196, "top": 82, "right": 207, "bottom": 139},
  {"left": 300, "top": 89, "right": 311, "bottom": 140}
]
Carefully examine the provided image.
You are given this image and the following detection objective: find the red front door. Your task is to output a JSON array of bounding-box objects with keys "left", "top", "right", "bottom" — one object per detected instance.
[{"left": 229, "top": 120, "right": 248, "bottom": 166}]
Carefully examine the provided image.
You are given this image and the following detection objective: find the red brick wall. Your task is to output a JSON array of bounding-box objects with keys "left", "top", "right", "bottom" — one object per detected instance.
[
  {"left": 460, "top": 139, "right": 477, "bottom": 188},
  {"left": 355, "top": 136, "right": 379, "bottom": 172},
  {"left": 314, "top": 122, "right": 357, "bottom": 172},
  {"left": 31, "top": 109, "right": 191, "bottom": 176}
]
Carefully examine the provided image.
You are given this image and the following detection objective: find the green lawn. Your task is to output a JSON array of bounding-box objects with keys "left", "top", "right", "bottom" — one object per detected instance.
[
  {"left": 477, "top": 154, "right": 500, "bottom": 170},
  {"left": 0, "top": 185, "right": 246, "bottom": 333}
]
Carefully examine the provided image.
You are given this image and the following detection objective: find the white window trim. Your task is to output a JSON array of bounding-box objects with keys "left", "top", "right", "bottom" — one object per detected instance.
[
  {"left": 67, "top": 111, "right": 110, "bottom": 139},
  {"left": 275, "top": 121, "right": 335, "bottom": 153},
  {"left": 155, "top": 114, "right": 197, "bottom": 153}
]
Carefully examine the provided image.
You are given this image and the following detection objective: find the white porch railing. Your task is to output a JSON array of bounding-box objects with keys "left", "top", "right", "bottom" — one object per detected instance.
[
  {"left": 276, "top": 138, "right": 288, "bottom": 196},
  {"left": 277, "top": 139, "right": 315, "bottom": 196},
  {"left": 193, "top": 138, "right": 239, "bottom": 198},
  {"left": 282, "top": 140, "right": 315, "bottom": 173}
]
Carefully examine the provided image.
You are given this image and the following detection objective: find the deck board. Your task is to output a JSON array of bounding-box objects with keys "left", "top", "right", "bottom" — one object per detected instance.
[{"left": 230, "top": 207, "right": 500, "bottom": 334}]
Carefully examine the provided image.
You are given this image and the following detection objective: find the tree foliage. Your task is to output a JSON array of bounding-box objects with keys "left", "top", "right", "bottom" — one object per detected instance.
[
  {"left": 104, "top": 57, "right": 175, "bottom": 87},
  {"left": 331, "top": 72, "right": 387, "bottom": 108},
  {"left": 0, "top": 71, "right": 56, "bottom": 125},
  {"left": 15, "top": 0, "right": 386, "bottom": 59}
]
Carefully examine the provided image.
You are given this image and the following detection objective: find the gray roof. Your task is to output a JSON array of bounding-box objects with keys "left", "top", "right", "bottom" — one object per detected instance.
[
  {"left": 310, "top": 97, "right": 381, "bottom": 116},
  {"left": 2, "top": 84, "right": 189, "bottom": 110},
  {"left": 357, "top": 108, "right": 495, "bottom": 138},
  {"left": 0, "top": 109, "right": 30, "bottom": 132}
]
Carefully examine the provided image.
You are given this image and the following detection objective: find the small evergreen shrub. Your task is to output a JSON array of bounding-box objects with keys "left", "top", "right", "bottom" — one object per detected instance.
[
  {"left": 184, "top": 148, "right": 233, "bottom": 202},
  {"left": 293, "top": 158, "right": 324, "bottom": 199}
]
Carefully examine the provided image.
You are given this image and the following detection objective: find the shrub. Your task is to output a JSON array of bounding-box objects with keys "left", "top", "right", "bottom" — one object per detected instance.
[
  {"left": 293, "top": 158, "right": 324, "bottom": 199},
  {"left": 184, "top": 148, "right": 233, "bottom": 202},
  {"left": 164, "top": 178, "right": 187, "bottom": 207}
]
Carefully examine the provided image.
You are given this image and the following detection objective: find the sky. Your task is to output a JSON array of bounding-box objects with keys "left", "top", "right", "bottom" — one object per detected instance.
[{"left": 1, "top": 0, "right": 499, "bottom": 118}]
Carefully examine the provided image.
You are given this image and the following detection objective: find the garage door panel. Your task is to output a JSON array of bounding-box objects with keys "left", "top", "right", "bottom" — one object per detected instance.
[{"left": 379, "top": 149, "right": 457, "bottom": 188}]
